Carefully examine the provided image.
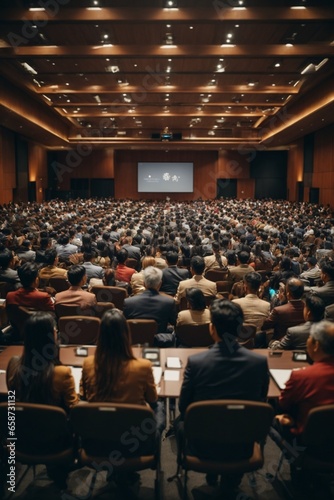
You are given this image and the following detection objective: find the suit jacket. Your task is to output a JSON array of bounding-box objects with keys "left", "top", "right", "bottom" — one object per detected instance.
[
  {"left": 308, "top": 280, "right": 334, "bottom": 307},
  {"left": 82, "top": 261, "right": 104, "bottom": 283},
  {"left": 0, "top": 268, "right": 21, "bottom": 289},
  {"left": 272, "top": 321, "right": 313, "bottom": 350},
  {"left": 122, "top": 244, "right": 141, "bottom": 261},
  {"left": 80, "top": 356, "right": 157, "bottom": 405},
  {"left": 229, "top": 264, "right": 254, "bottom": 283},
  {"left": 176, "top": 308, "right": 211, "bottom": 326},
  {"left": 123, "top": 289, "right": 177, "bottom": 332},
  {"left": 261, "top": 299, "right": 305, "bottom": 340},
  {"left": 6, "top": 356, "right": 78, "bottom": 412},
  {"left": 39, "top": 265, "right": 68, "bottom": 281},
  {"left": 232, "top": 294, "right": 270, "bottom": 330},
  {"left": 175, "top": 275, "right": 217, "bottom": 304},
  {"left": 179, "top": 341, "right": 269, "bottom": 418},
  {"left": 160, "top": 266, "right": 190, "bottom": 296},
  {"left": 279, "top": 358, "right": 334, "bottom": 434},
  {"left": 55, "top": 286, "right": 97, "bottom": 309},
  {"left": 325, "top": 303, "right": 334, "bottom": 321},
  {"left": 6, "top": 287, "right": 55, "bottom": 311}
]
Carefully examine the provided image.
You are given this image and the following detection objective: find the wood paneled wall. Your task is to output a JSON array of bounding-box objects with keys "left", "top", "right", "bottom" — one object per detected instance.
[
  {"left": 313, "top": 124, "right": 334, "bottom": 207},
  {"left": 0, "top": 128, "right": 16, "bottom": 205},
  {"left": 287, "top": 139, "right": 304, "bottom": 202},
  {"left": 29, "top": 143, "right": 47, "bottom": 203},
  {"left": 217, "top": 150, "right": 254, "bottom": 199}
]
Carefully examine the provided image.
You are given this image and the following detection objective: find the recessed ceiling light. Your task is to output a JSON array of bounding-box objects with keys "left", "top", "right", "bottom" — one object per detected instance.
[
  {"left": 189, "top": 26, "right": 193, "bottom": 30},
  {"left": 274, "top": 62, "right": 281, "bottom": 67}
]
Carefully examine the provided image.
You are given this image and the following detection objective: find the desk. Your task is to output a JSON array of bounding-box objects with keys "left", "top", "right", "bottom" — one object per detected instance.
[{"left": 0, "top": 345, "right": 309, "bottom": 400}]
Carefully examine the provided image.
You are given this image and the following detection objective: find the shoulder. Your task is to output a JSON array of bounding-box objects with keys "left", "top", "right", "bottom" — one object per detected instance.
[
  {"left": 54, "top": 365, "right": 73, "bottom": 378},
  {"left": 128, "top": 358, "right": 153, "bottom": 372}
]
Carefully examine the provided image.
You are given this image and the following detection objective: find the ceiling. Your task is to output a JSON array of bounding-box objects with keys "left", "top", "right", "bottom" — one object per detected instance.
[{"left": 0, "top": 0, "right": 334, "bottom": 150}]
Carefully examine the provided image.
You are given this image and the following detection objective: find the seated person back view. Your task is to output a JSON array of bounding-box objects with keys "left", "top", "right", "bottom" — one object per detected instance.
[
  {"left": 270, "top": 295, "right": 325, "bottom": 351},
  {"left": 0, "top": 247, "right": 21, "bottom": 290},
  {"left": 123, "top": 266, "right": 176, "bottom": 333},
  {"left": 114, "top": 248, "right": 137, "bottom": 284},
  {"left": 232, "top": 272, "right": 270, "bottom": 330},
  {"left": 176, "top": 288, "right": 211, "bottom": 326},
  {"left": 39, "top": 248, "right": 68, "bottom": 281},
  {"left": 160, "top": 251, "right": 190, "bottom": 296},
  {"left": 174, "top": 256, "right": 217, "bottom": 304},
  {"left": 55, "top": 265, "right": 97, "bottom": 310}
]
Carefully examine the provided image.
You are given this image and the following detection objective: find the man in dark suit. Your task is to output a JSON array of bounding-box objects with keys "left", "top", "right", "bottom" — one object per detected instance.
[
  {"left": 270, "top": 295, "right": 325, "bottom": 351},
  {"left": 123, "top": 266, "right": 177, "bottom": 333},
  {"left": 176, "top": 300, "right": 269, "bottom": 489},
  {"left": 257, "top": 278, "right": 305, "bottom": 347},
  {"left": 306, "top": 259, "right": 334, "bottom": 307},
  {"left": 160, "top": 251, "right": 189, "bottom": 296}
]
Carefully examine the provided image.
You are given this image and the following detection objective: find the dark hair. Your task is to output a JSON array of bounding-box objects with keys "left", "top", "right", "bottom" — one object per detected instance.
[
  {"left": 210, "top": 299, "right": 244, "bottom": 339},
  {"left": 116, "top": 248, "right": 128, "bottom": 264},
  {"left": 186, "top": 287, "right": 206, "bottom": 311},
  {"left": 237, "top": 251, "right": 250, "bottom": 264},
  {"left": 244, "top": 272, "right": 262, "bottom": 291},
  {"left": 320, "top": 260, "right": 334, "bottom": 281},
  {"left": 11, "top": 312, "right": 58, "bottom": 404},
  {"left": 286, "top": 278, "right": 304, "bottom": 299},
  {"left": 305, "top": 295, "right": 325, "bottom": 322},
  {"left": 190, "top": 255, "right": 205, "bottom": 275},
  {"left": 166, "top": 251, "right": 179, "bottom": 265},
  {"left": 67, "top": 265, "right": 86, "bottom": 286},
  {"left": 94, "top": 309, "right": 135, "bottom": 400},
  {"left": 17, "top": 262, "right": 39, "bottom": 288},
  {"left": 44, "top": 248, "right": 57, "bottom": 266},
  {"left": 0, "top": 248, "right": 13, "bottom": 269}
]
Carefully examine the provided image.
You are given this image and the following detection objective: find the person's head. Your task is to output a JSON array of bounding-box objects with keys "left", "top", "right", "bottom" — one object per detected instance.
[
  {"left": 144, "top": 266, "right": 162, "bottom": 290},
  {"left": 44, "top": 248, "right": 58, "bottom": 266},
  {"left": 142, "top": 256, "right": 156, "bottom": 269},
  {"left": 286, "top": 278, "right": 304, "bottom": 300},
  {"left": 67, "top": 265, "right": 86, "bottom": 286},
  {"left": 210, "top": 299, "right": 244, "bottom": 341},
  {"left": 307, "top": 320, "right": 334, "bottom": 361},
  {"left": 244, "top": 272, "right": 262, "bottom": 293},
  {"left": 320, "top": 259, "right": 334, "bottom": 282},
  {"left": 97, "top": 309, "right": 133, "bottom": 360},
  {"left": 0, "top": 248, "right": 13, "bottom": 269},
  {"left": 190, "top": 255, "right": 205, "bottom": 275},
  {"left": 116, "top": 248, "right": 128, "bottom": 264},
  {"left": 237, "top": 251, "right": 250, "bottom": 265},
  {"left": 17, "top": 262, "right": 39, "bottom": 288},
  {"left": 23, "top": 312, "right": 58, "bottom": 363},
  {"left": 83, "top": 250, "right": 97, "bottom": 262},
  {"left": 307, "top": 256, "right": 317, "bottom": 268},
  {"left": 186, "top": 287, "right": 206, "bottom": 311},
  {"left": 304, "top": 295, "right": 325, "bottom": 322},
  {"left": 166, "top": 251, "right": 179, "bottom": 266}
]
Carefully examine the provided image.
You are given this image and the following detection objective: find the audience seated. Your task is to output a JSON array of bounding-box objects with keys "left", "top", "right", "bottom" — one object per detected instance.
[
  {"left": 39, "top": 248, "right": 68, "bottom": 281},
  {"left": 176, "top": 288, "right": 211, "bottom": 326},
  {"left": 232, "top": 272, "right": 270, "bottom": 330},
  {"left": 130, "top": 256, "right": 155, "bottom": 295},
  {"left": 55, "top": 265, "right": 97, "bottom": 310},
  {"left": 114, "top": 248, "right": 137, "bottom": 284},
  {"left": 82, "top": 250, "right": 105, "bottom": 284},
  {"left": 160, "top": 251, "right": 190, "bottom": 296},
  {"left": 306, "top": 259, "right": 334, "bottom": 306},
  {"left": 0, "top": 248, "right": 21, "bottom": 289},
  {"left": 174, "top": 256, "right": 217, "bottom": 304},
  {"left": 229, "top": 251, "right": 254, "bottom": 283}
]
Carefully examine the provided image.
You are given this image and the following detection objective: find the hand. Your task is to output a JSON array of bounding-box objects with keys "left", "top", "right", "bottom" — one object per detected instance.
[{"left": 276, "top": 414, "right": 295, "bottom": 426}]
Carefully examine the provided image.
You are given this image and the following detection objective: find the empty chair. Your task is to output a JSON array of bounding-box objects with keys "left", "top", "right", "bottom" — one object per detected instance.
[
  {"left": 58, "top": 315, "right": 100, "bottom": 344},
  {"left": 175, "top": 400, "right": 273, "bottom": 499},
  {"left": 49, "top": 277, "right": 70, "bottom": 293},
  {"left": 175, "top": 323, "right": 213, "bottom": 348},
  {"left": 90, "top": 285, "right": 128, "bottom": 309},
  {"left": 70, "top": 403, "right": 162, "bottom": 498},
  {"left": 127, "top": 319, "right": 158, "bottom": 346},
  {"left": 0, "top": 402, "right": 74, "bottom": 491}
]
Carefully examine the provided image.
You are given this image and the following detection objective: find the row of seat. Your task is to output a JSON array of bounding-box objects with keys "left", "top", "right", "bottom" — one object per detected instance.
[{"left": 1, "top": 401, "right": 333, "bottom": 499}]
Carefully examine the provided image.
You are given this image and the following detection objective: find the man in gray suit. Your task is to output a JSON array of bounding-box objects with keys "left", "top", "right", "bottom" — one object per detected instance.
[
  {"left": 306, "top": 259, "right": 334, "bottom": 307},
  {"left": 270, "top": 295, "right": 325, "bottom": 351}
]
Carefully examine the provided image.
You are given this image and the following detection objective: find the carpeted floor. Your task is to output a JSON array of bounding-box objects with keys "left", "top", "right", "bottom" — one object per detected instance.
[{"left": 2, "top": 432, "right": 334, "bottom": 500}]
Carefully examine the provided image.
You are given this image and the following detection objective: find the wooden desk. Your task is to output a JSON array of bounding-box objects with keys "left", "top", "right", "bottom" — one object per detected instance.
[{"left": 0, "top": 346, "right": 309, "bottom": 400}]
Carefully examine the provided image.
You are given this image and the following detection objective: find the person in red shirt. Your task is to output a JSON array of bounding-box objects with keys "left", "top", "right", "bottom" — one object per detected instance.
[{"left": 114, "top": 248, "right": 137, "bottom": 284}]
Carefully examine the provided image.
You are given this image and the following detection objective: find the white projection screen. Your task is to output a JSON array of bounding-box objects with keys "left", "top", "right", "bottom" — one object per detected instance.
[{"left": 138, "top": 162, "right": 194, "bottom": 193}]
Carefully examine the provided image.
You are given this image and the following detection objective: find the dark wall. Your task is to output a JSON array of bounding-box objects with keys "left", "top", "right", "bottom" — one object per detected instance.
[
  {"left": 13, "top": 135, "right": 29, "bottom": 203},
  {"left": 250, "top": 151, "right": 288, "bottom": 199}
]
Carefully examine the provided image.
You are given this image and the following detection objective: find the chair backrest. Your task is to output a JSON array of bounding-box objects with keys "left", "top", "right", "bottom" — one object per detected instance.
[
  {"left": 237, "top": 324, "right": 257, "bottom": 349},
  {"left": 175, "top": 323, "right": 213, "bottom": 347},
  {"left": 125, "top": 257, "right": 139, "bottom": 270},
  {"left": 70, "top": 403, "right": 158, "bottom": 459},
  {"left": 205, "top": 269, "right": 229, "bottom": 282},
  {"left": 0, "top": 281, "right": 15, "bottom": 299},
  {"left": 184, "top": 400, "right": 273, "bottom": 453},
  {"left": 127, "top": 319, "right": 158, "bottom": 346},
  {"left": 302, "top": 404, "right": 334, "bottom": 463},
  {"left": 90, "top": 285, "right": 128, "bottom": 309},
  {"left": 0, "top": 402, "right": 73, "bottom": 464},
  {"left": 49, "top": 277, "right": 70, "bottom": 292},
  {"left": 216, "top": 280, "right": 233, "bottom": 293},
  {"left": 55, "top": 303, "right": 89, "bottom": 318},
  {"left": 6, "top": 305, "right": 35, "bottom": 340},
  {"left": 58, "top": 315, "right": 100, "bottom": 344},
  {"left": 179, "top": 294, "right": 215, "bottom": 311}
]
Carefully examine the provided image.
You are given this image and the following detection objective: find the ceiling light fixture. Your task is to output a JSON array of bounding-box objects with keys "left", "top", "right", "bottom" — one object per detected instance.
[{"left": 20, "top": 62, "right": 38, "bottom": 75}]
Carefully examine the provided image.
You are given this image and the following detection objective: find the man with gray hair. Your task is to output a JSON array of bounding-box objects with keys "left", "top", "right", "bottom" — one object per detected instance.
[
  {"left": 123, "top": 266, "right": 177, "bottom": 333},
  {"left": 275, "top": 320, "right": 334, "bottom": 437}
]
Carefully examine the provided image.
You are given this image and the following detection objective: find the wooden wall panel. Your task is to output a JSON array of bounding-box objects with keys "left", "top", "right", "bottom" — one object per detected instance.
[
  {"left": 29, "top": 143, "right": 47, "bottom": 203},
  {"left": 218, "top": 150, "right": 253, "bottom": 199},
  {"left": 0, "top": 127, "right": 16, "bottom": 205},
  {"left": 313, "top": 124, "right": 334, "bottom": 207},
  {"left": 114, "top": 150, "right": 218, "bottom": 200},
  {"left": 287, "top": 139, "right": 304, "bottom": 202}
]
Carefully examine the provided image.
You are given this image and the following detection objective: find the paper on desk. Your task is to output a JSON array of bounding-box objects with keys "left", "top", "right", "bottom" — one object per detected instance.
[
  {"left": 164, "top": 370, "right": 180, "bottom": 381},
  {"left": 152, "top": 366, "right": 162, "bottom": 385},
  {"left": 70, "top": 366, "right": 82, "bottom": 394},
  {"left": 270, "top": 369, "right": 292, "bottom": 390},
  {"left": 166, "top": 357, "right": 181, "bottom": 368}
]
